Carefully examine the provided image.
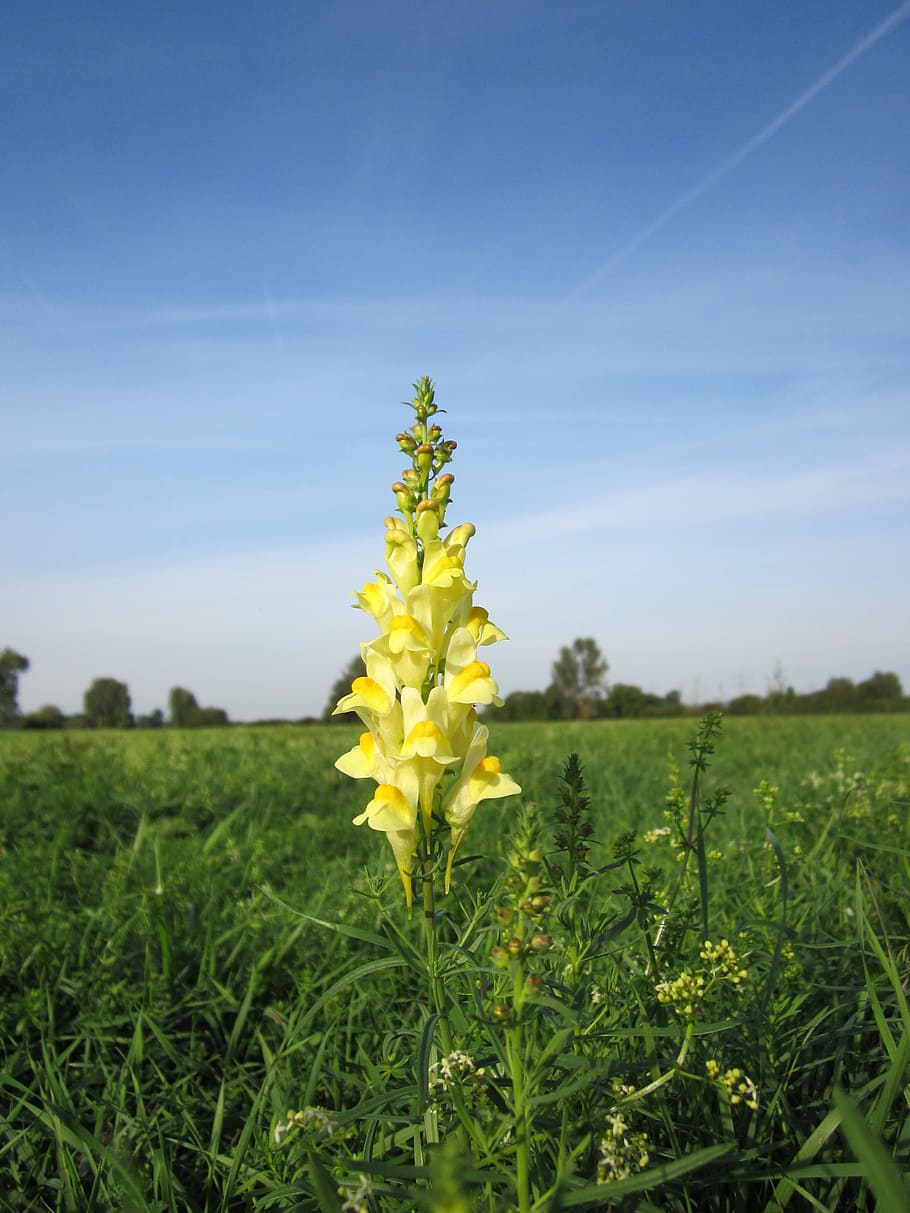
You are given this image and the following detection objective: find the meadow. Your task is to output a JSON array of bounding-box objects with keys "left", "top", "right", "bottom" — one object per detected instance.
[{"left": 1, "top": 714, "right": 908, "bottom": 1211}]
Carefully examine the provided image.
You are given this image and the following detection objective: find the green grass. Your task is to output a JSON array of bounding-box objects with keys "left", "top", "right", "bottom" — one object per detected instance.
[{"left": 1, "top": 716, "right": 908, "bottom": 1210}]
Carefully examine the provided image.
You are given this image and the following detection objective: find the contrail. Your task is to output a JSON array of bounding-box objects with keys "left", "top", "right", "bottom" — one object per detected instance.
[{"left": 567, "top": 1, "right": 910, "bottom": 300}]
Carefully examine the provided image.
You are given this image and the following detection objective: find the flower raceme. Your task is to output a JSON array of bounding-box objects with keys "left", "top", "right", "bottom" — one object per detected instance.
[{"left": 333, "top": 378, "right": 520, "bottom": 907}]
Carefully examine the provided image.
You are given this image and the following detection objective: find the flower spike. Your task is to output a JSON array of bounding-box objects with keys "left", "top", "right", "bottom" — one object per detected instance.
[{"left": 334, "top": 379, "right": 520, "bottom": 907}]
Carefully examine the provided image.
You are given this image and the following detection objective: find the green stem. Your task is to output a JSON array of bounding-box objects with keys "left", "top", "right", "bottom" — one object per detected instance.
[
  {"left": 506, "top": 1022, "right": 531, "bottom": 1213},
  {"left": 422, "top": 845, "right": 452, "bottom": 1049},
  {"left": 626, "top": 855, "right": 660, "bottom": 979}
]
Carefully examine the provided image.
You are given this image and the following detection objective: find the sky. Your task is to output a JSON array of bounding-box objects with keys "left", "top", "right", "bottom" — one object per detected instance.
[{"left": 3, "top": 1, "right": 909, "bottom": 721}]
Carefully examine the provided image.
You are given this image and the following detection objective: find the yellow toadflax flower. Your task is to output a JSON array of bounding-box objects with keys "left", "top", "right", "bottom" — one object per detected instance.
[{"left": 333, "top": 377, "right": 520, "bottom": 908}]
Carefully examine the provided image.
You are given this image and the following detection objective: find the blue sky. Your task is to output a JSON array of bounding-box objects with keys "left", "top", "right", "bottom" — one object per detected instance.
[{"left": 3, "top": 1, "right": 909, "bottom": 720}]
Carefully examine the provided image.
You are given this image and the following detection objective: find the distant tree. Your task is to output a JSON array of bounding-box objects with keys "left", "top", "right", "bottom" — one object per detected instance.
[
  {"left": 601, "top": 682, "right": 652, "bottom": 719},
  {"left": 168, "top": 687, "right": 229, "bottom": 727},
  {"left": 169, "top": 687, "right": 199, "bottom": 727},
  {"left": 84, "top": 677, "right": 133, "bottom": 728},
  {"left": 648, "top": 689, "right": 687, "bottom": 717},
  {"left": 0, "top": 648, "right": 30, "bottom": 727},
  {"left": 498, "top": 689, "right": 551, "bottom": 722},
  {"left": 548, "top": 638, "right": 609, "bottom": 719},
  {"left": 23, "top": 704, "right": 66, "bottom": 730},
  {"left": 136, "top": 708, "right": 165, "bottom": 729},
  {"left": 818, "top": 677, "right": 857, "bottom": 713},
  {"left": 856, "top": 670, "right": 903, "bottom": 710},
  {"left": 191, "top": 706, "right": 230, "bottom": 727},
  {"left": 727, "top": 693, "right": 766, "bottom": 717},
  {"left": 323, "top": 654, "right": 367, "bottom": 723}
]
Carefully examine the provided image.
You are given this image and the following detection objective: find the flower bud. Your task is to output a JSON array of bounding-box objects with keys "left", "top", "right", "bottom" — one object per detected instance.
[
  {"left": 415, "top": 443, "right": 434, "bottom": 475},
  {"left": 396, "top": 432, "right": 416, "bottom": 454},
  {"left": 392, "top": 481, "right": 412, "bottom": 513},
  {"left": 530, "top": 894, "right": 551, "bottom": 913},
  {"left": 506, "top": 937, "right": 523, "bottom": 957},
  {"left": 530, "top": 934, "right": 552, "bottom": 953},
  {"left": 494, "top": 906, "right": 514, "bottom": 925},
  {"left": 490, "top": 946, "right": 510, "bottom": 969},
  {"left": 446, "top": 522, "right": 475, "bottom": 551},
  {"left": 523, "top": 974, "right": 543, "bottom": 998},
  {"left": 432, "top": 472, "right": 454, "bottom": 506},
  {"left": 490, "top": 1001, "right": 512, "bottom": 1022},
  {"left": 428, "top": 424, "right": 442, "bottom": 442},
  {"left": 416, "top": 501, "right": 440, "bottom": 542}
]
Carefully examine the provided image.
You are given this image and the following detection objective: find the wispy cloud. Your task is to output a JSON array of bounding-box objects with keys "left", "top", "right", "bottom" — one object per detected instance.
[
  {"left": 486, "top": 452, "right": 910, "bottom": 542},
  {"left": 567, "top": 1, "right": 910, "bottom": 299}
]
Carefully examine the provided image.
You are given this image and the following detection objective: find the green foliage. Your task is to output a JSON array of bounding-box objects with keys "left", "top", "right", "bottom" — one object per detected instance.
[
  {"left": 169, "top": 685, "right": 230, "bottom": 727},
  {"left": 22, "top": 703, "right": 66, "bottom": 730},
  {"left": 169, "top": 684, "right": 198, "bottom": 725},
  {"left": 83, "top": 675, "right": 133, "bottom": 728},
  {"left": 0, "top": 647, "right": 29, "bottom": 727},
  {"left": 548, "top": 636, "right": 609, "bottom": 719},
  {"left": 0, "top": 716, "right": 908, "bottom": 1208}
]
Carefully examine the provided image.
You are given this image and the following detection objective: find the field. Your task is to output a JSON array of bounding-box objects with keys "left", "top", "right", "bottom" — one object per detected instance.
[{"left": 1, "top": 715, "right": 908, "bottom": 1211}]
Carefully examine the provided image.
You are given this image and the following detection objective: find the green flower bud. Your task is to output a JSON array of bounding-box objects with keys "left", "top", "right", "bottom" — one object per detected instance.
[
  {"left": 432, "top": 472, "right": 454, "bottom": 505},
  {"left": 523, "top": 974, "right": 543, "bottom": 998},
  {"left": 392, "top": 481, "right": 412, "bottom": 513}
]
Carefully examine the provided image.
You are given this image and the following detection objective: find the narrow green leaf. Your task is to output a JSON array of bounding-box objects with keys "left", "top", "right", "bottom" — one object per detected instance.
[
  {"left": 307, "top": 1147, "right": 343, "bottom": 1211},
  {"left": 833, "top": 1087, "right": 910, "bottom": 1213}
]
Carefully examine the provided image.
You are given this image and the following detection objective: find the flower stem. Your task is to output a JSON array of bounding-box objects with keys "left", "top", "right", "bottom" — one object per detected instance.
[
  {"left": 506, "top": 1021, "right": 531, "bottom": 1213},
  {"left": 421, "top": 838, "right": 455, "bottom": 1053}
]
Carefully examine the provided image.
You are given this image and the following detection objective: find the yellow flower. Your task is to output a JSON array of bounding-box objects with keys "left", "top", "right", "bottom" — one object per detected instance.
[
  {"left": 384, "top": 519, "right": 419, "bottom": 594},
  {"left": 335, "top": 730, "right": 394, "bottom": 782},
  {"left": 352, "top": 770, "right": 420, "bottom": 908},
  {"left": 444, "top": 628, "right": 503, "bottom": 710},
  {"left": 334, "top": 379, "right": 521, "bottom": 906},
  {"left": 443, "top": 723, "right": 521, "bottom": 890},
  {"left": 332, "top": 650, "right": 397, "bottom": 720},
  {"left": 399, "top": 686, "right": 460, "bottom": 834},
  {"left": 353, "top": 573, "right": 402, "bottom": 630},
  {"left": 368, "top": 614, "right": 432, "bottom": 689},
  {"left": 464, "top": 606, "right": 508, "bottom": 646}
]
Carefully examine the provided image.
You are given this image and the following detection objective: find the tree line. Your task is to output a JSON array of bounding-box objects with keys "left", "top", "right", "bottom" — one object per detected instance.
[
  {"left": 324, "top": 637, "right": 907, "bottom": 722},
  {"left": 3, "top": 641, "right": 905, "bottom": 731},
  {"left": 0, "top": 649, "right": 229, "bottom": 730}
]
